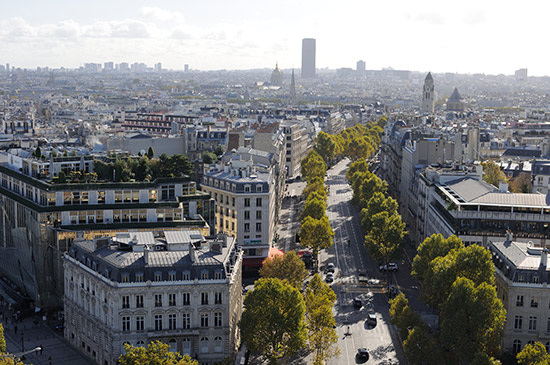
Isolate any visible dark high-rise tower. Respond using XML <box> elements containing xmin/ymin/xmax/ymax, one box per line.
<box><xmin>301</xmin><ymin>38</ymin><xmax>316</xmax><ymax>78</ymax></box>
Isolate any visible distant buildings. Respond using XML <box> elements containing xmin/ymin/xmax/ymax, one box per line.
<box><xmin>421</xmin><ymin>72</ymin><xmax>435</xmax><ymax>114</ymax></box>
<box><xmin>64</xmin><ymin>231</ymin><xmax>242</xmax><ymax>364</ymax></box>
<box><xmin>515</xmin><ymin>68</ymin><xmax>528</xmax><ymax>82</ymax></box>
<box><xmin>356</xmin><ymin>60</ymin><xmax>366</xmax><ymax>78</ymax></box>
<box><xmin>270</xmin><ymin>63</ymin><xmax>283</xmax><ymax>86</ymax></box>
<box><xmin>447</xmin><ymin>88</ymin><xmax>465</xmax><ymax>112</ymax></box>
<box><xmin>301</xmin><ymin>38</ymin><xmax>316</xmax><ymax>79</ymax></box>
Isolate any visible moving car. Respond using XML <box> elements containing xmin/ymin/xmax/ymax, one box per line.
<box><xmin>326</xmin><ymin>263</ymin><xmax>335</xmax><ymax>273</ymax></box>
<box><xmin>325</xmin><ymin>273</ymin><xmax>334</xmax><ymax>284</ymax></box>
<box><xmin>357</xmin><ymin>348</ymin><xmax>369</xmax><ymax>361</ymax></box>
<box><xmin>353</xmin><ymin>297</ymin><xmax>362</xmax><ymax>309</ymax></box>
<box><xmin>379</xmin><ymin>262</ymin><xmax>398</xmax><ymax>272</ymax></box>
<box><xmin>366</xmin><ymin>314</ymin><xmax>377</xmax><ymax>327</ymax></box>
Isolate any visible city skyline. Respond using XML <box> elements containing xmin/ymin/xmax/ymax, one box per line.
<box><xmin>1</xmin><ymin>0</ymin><xmax>550</xmax><ymax>75</ymax></box>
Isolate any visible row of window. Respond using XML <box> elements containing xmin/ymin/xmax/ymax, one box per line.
<box><xmin>120</xmin><ymin>269</ymin><xmax>223</xmax><ymax>283</ymax></box>
<box><xmin>516</xmin><ymin>295</ymin><xmax>543</xmax><ymax>308</ymax></box>
<box><xmin>207</xmin><ymin>178</ymin><xmax>264</xmax><ymax>193</ymax></box>
<box><xmin>121</xmin><ymin>292</ymin><xmax>223</xmax><ymax>309</ymax></box>
<box><xmin>123</xmin><ymin>336</ymin><xmax>223</xmax><ymax>355</ymax></box>
<box><xmin>512</xmin><ymin>339</ymin><xmax>550</xmax><ymax>354</ymax></box>
<box><xmin>121</xmin><ymin>311</ymin><xmax>223</xmax><ymax>332</ymax></box>
<box><xmin>513</xmin><ymin>315</ymin><xmax>540</xmax><ymax>331</ymax></box>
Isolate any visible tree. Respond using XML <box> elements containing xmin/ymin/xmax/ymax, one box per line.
<box><xmin>304</xmin><ymin>274</ymin><xmax>339</xmax><ymax>365</ymax></box>
<box><xmin>147</xmin><ymin>146</ymin><xmax>154</xmax><ymax>159</ymax></box>
<box><xmin>118</xmin><ymin>341</ymin><xmax>198</xmax><ymax>364</ymax></box>
<box><xmin>301</xmin><ymin>196</ymin><xmax>327</xmax><ymax>221</ymax></box>
<box><xmin>214</xmin><ymin>145</ymin><xmax>224</xmax><ymax>156</ymax></box>
<box><xmin>440</xmin><ymin>278</ymin><xmax>506</xmax><ymax>361</ymax></box>
<box><xmin>346</xmin><ymin>136</ymin><xmax>374</xmax><ymax>161</ymax></box>
<box><xmin>346</xmin><ymin>159</ymin><xmax>369</xmax><ymax>181</ymax></box>
<box><xmin>202</xmin><ymin>151</ymin><xmax>217</xmax><ymax>164</ymax></box>
<box><xmin>300</xmin><ymin>216</ymin><xmax>334</xmax><ymax>255</ymax></box>
<box><xmin>482</xmin><ymin>161</ymin><xmax>508</xmax><ymax>187</ymax></box>
<box><xmin>302</xmin><ymin>178</ymin><xmax>326</xmax><ymax>201</ymax></box>
<box><xmin>403</xmin><ymin>326</ymin><xmax>441</xmax><ymax>365</ymax></box>
<box><xmin>364</xmin><ymin>211</ymin><xmax>406</xmax><ymax>265</ymax></box>
<box><xmin>240</xmin><ymin>278</ymin><xmax>307</xmax><ymax>364</ymax></box>
<box><xmin>33</xmin><ymin>146</ymin><xmax>41</xmax><ymax>159</ymax></box>
<box><xmin>509</xmin><ymin>172</ymin><xmax>532</xmax><ymax>193</ymax></box>
<box><xmin>260</xmin><ymin>251</ymin><xmax>308</xmax><ymax>290</ymax></box>
<box><xmin>359</xmin><ymin>175</ymin><xmax>388</xmax><ymax>208</ymax></box>
<box><xmin>412</xmin><ymin>234</ymin><xmax>464</xmax><ymax>282</ymax></box>
<box><xmin>314</xmin><ymin>131</ymin><xmax>337</xmax><ymax>164</ymax></box>
<box><xmin>0</xmin><ymin>323</ymin><xmax>5</xmax><ymax>353</ymax></box>
<box><xmin>517</xmin><ymin>342</ymin><xmax>550</xmax><ymax>365</ymax></box>
<box><xmin>388</xmin><ymin>293</ymin><xmax>424</xmax><ymax>338</ymax></box>
<box><xmin>360</xmin><ymin>192</ymin><xmax>398</xmax><ymax>232</ymax></box>
<box><xmin>471</xmin><ymin>352</ymin><xmax>502</xmax><ymax>365</ymax></box>
<box><xmin>57</xmin><ymin>170</ymin><xmax>67</xmax><ymax>183</ymax></box>
<box><xmin>301</xmin><ymin>150</ymin><xmax>327</xmax><ymax>182</ymax></box>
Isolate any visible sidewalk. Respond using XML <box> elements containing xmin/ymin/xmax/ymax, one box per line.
<box><xmin>1</xmin><ymin>304</ymin><xmax>93</xmax><ymax>364</ymax></box>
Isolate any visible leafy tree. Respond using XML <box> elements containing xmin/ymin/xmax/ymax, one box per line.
<box><xmin>0</xmin><ymin>357</ymin><xmax>25</xmax><ymax>365</ymax></box>
<box><xmin>314</xmin><ymin>131</ymin><xmax>337</xmax><ymax>164</ymax></box>
<box><xmin>147</xmin><ymin>146</ymin><xmax>154</xmax><ymax>159</ymax></box>
<box><xmin>301</xmin><ymin>197</ymin><xmax>327</xmax><ymax>221</ymax></box>
<box><xmin>440</xmin><ymin>278</ymin><xmax>506</xmax><ymax>361</ymax></box>
<box><xmin>403</xmin><ymin>326</ymin><xmax>441</xmax><ymax>365</ymax></box>
<box><xmin>302</xmin><ymin>178</ymin><xmax>326</xmax><ymax>201</ymax></box>
<box><xmin>388</xmin><ymin>293</ymin><xmax>424</xmax><ymax>338</ymax></box>
<box><xmin>509</xmin><ymin>172</ymin><xmax>532</xmax><ymax>193</ymax></box>
<box><xmin>214</xmin><ymin>145</ymin><xmax>224</xmax><ymax>156</ymax></box>
<box><xmin>346</xmin><ymin>159</ymin><xmax>369</xmax><ymax>181</ymax></box>
<box><xmin>57</xmin><ymin>170</ymin><xmax>67</xmax><ymax>183</ymax></box>
<box><xmin>345</xmin><ymin>136</ymin><xmax>374</xmax><ymax>161</ymax></box>
<box><xmin>300</xmin><ymin>216</ymin><xmax>334</xmax><ymax>255</ymax></box>
<box><xmin>33</xmin><ymin>146</ymin><xmax>41</xmax><ymax>159</ymax></box>
<box><xmin>301</xmin><ymin>150</ymin><xmax>327</xmax><ymax>183</ymax></box>
<box><xmin>471</xmin><ymin>352</ymin><xmax>502</xmax><ymax>365</ymax></box>
<box><xmin>304</xmin><ymin>274</ymin><xmax>339</xmax><ymax>365</ymax></box>
<box><xmin>359</xmin><ymin>175</ymin><xmax>388</xmax><ymax>208</ymax></box>
<box><xmin>240</xmin><ymin>278</ymin><xmax>307</xmax><ymax>364</ymax></box>
<box><xmin>412</xmin><ymin>234</ymin><xmax>464</xmax><ymax>282</ymax></box>
<box><xmin>517</xmin><ymin>341</ymin><xmax>550</xmax><ymax>365</ymax></box>
<box><xmin>364</xmin><ymin>211</ymin><xmax>406</xmax><ymax>265</ymax></box>
<box><xmin>482</xmin><ymin>161</ymin><xmax>508</xmax><ymax>187</ymax></box>
<box><xmin>0</xmin><ymin>323</ymin><xmax>5</xmax><ymax>352</ymax></box>
<box><xmin>360</xmin><ymin>192</ymin><xmax>398</xmax><ymax>232</ymax></box>
<box><xmin>118</xmin><ymin>341</ymin><xmax>197</xmax><ymax>364</ymax></box>
<box><xmin>202</xmin><ymin>151</ymin><xmax>217</xmax><ymax>164</ymax></box>
<box><xmin>260</xmin><ymin>251</ymin><xmax>308</xmax><ymax>290</ymax></box>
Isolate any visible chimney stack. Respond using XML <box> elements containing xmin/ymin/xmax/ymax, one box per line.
<box><xmin>143</xmin><ymin>245</ymin><xmax>150</xmax><ymax>265</ymax></box>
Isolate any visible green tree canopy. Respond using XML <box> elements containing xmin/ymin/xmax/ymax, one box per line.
<box><xmin>300</xmin><ymin>216</ymin><xmax>334</xmax><ymax>255</ymax></box>
<box><xmin>517</xmin><ymin>341</ymin><xmax>550</xmax><ymax>365</ymax></box>
<box><xmin>314</xmin><ymin>131</ymin><xmax>337</xmax><ymax>164</ymax></box>
<box><xmin>403</xmin><ymin>326</ymin><xmax>441</xmax><ymax>365</ymax></box>
<box><xmin>202</xmin><ymin>151</ymin><xmax>217</xmax><ymax>164</ymax></box>
<box><xmin>118</xmin><ymin>341</ymin><xmax>198</xmax><ymax>365</ymax></box>
<box><xmin>147</xmin><ymin>146</ymin><xmax>154</xmax><ymax>159</ymax></box>
<box><xmin>240</xmin><ymin>278</ymin><xmax>307</xmax><ymax>363</ymax></box>
<box><xmin>302</xmin><ymin>178</ymin><xmax>326</xmax><ymax>201</ymax></box>
<box><xmin>509</xmin><ymin>172</ymin><xmax>532</xmax><ymax>193</ymax></box>
<box><xmin>412</xmin><ymin>234</ymin><xmax>464</xmax><ymax>282</ymax></box>
<box><xmin>360</xmin><ymin>192</ymin><xmax>398</xmax><ymax>232</ymax></box>
<box><xmin>440</xmin><ymin>278</ymin><xmax>506</xmax><ymax>361</ymax></box>
<box><xmin>301</xmin><ymin>150</ymin><xmax>327</xmax><ymax>183</ymax></box>
<box><xmin>301</xmin><ymin>196</ymin><xmax>327</xmax><ymax>221</ymax></box>
<box><xmin>482</xmin><ymin>161</ymin><xmax>508</xmax><ymax>187</ymax></box>
<box><xmin>359</xmin><ymin>175</ymin><xmax>388</xmax><ymax>208</ymax></box>
<box><xmin>0</xmin><ymin>323</ymin><xmax>5</xmax><ymax>353</ymax></box>
<box><xmin>364</xmin><ymin>211</ymin><xmax>406</xmax><ymax>264</ymax></box>
<box><xmin>259</xmin><ymin>251</ymin><xmax>309</xmax><ymax>290</ymax></box>
<box><xmin>389</xmin><ymin>293</ymin><xmax>424</xmax><ymax>338</ymax></box>
<box><xmin>346</xmin><ymin>159</ymin><xmax>369</xmax><ymax>181</ymax></box>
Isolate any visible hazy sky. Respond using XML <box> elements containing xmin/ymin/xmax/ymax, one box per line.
<box><xmin>2</xmin><ymin>0</ymin><xmax>550</xmax><ymax>75</ymax></box>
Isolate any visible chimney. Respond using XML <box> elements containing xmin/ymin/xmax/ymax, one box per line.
<box><xmin>143</xmin><ymin>245</ymin><xmax>150</xmax><ymax>265</ymax></box>
<box><xmin>223</xmin><ymin>235</ymin><xmax>228</xmax><ymax>247</ymax></box>
<box><xmin>505</xmin><ymin>229</ymin><xmax>513</xmax><ymax>242</ymax></box>
<box><xmin>189</xmin><ymin>243</ymin><xmax>196</xmax><ymax>263</ymax></box>
<box><xmin>498</xmin><ymin>182</ymin><xmax>508</xmax><ymax>193</ymax></box>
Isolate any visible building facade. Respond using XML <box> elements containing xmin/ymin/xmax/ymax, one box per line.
<box><xmin>64</xmin><ymin>231</ymin><xmax>243</xmax><ymax>365</ymax></box>
<box><xmin>421</xmin><ymin>72</ymin><xmax>435</xmax><ymax>114</ymax></box>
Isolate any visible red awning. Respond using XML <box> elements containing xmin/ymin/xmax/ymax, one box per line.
<box><xmin>242</xmin><ymin>248</ymin><xmax>285</xmax><ymax>268</ymax></box>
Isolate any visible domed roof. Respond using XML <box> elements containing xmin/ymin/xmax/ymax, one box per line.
<box><xmin>270</xmin><ymin>63</ymin><xmax>283</xmax><ymax>86</ymax></box>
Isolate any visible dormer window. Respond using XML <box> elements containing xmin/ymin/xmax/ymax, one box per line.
<box><xmin>154</xmin><ymin>272</ymin><xmax>162</xmax><ymax>282</ymax></box>
<box><xmin>183</xmin><ymin>271</ymin><xmax>191</xmax><ymax>281</ymax></box>
<box><xmin>215</xmin><ymin>271</ymin><xmax>222</xmax><ymax>280</ymax></box>
<box><xmin>244</xmin><ymin>185</ymin><xmax>251</xmax><ymax>193</ymax></box>
<box><xmin>201</xmin><ymin>270</ymin><xmax>209</xmax><ymax>280</ymax></box>
<box><xmin>256</xmin><ymin>185</ymin><xmax>262</xmax><ymax>192</ymax></box>
<box><xmin>121</xmin><ymin>273</ymin><xmax>129</xmax><ymax>283</ymax></box>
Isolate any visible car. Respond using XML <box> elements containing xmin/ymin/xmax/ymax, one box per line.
<box><xmin>357</xmin><ymin>348</ymin><xmax>369</xmax><ymax>361</ymax></box>
<box><xmin>325</xmin><ymin>273</ymin><xmax>334</xmax><ymax>283</ymax></box>
<box><xmin>55</xmin><ymin>323</ymin><xmax>64</xmax><ymax>332</ymax></box>
<box><xmin>326</xmin><ymin>263</ymin><xmax>335</xmax><ymax>273</ymax></box>
<box><xmin>379</xmin><ymin>262</ymin><xmax>398</xmax><ymax>272</ymax></box>
<box><xmin>366</xmin><ymin>314</ymin><xmax>377</xmax><ymax>326</ymax></box>
<box><xmin>353</xmin><ymin>297</ymin><xmax>362</xmax><ymax>308</ymax></box>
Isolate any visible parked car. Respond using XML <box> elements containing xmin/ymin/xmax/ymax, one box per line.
<box><xmin>326</xmin><ymin>263</ymin><xmax>335</xmax><ymax>273</ymax></box>
<box><xmin>353</xmin><ymin>297</ymin><xmax>362</xmax><ymax>309</ymax></box>
<box><xmin>379</xmin><ymin>262</ymin><xmax>398</xmax><ymax>272</ymax></box>
<box><xmin>357</xmin><ymin>348</ymin><xmax>370</xmax><ymax>361</ymax></box>
<box><xmin>366</xmin><ymin>314</ymin><xmax>377</xmax><ymax>327</ymax></box>
<box><xmin>325</xmin><ymin>273</ymin><xmax>334</xmax><ymax>284</ymax></box>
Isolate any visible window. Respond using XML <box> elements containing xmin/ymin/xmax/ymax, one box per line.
<box><xmin>516</xmin><ymin>295</ymin><xmax>524</xmax><ymax>307</ymax></box>
<box><xmin>232</xmin><ymin>197</ymin><xmax>235</xmax><ymax>207</ymax></box>
<box><xmin>256</xmin><ymin>211</ymin><xmax>262</xmax><ymax>219</ymax></box>
<box><xmin>547</xmin><ymin>317</ymin><xmax>550</xmax><ymax>333</ymax></box>
<box><xmin>256</xmin><ymin>198</ymin><xmax>262</xmax><ymax>207</ymax></box>
<box><xmin>244</xmin><ymin>223</ymin><xmax>250</xmax><ymax>232</ymax></box>
<box><xmin>200</xmin><ymin>337</ymin><xmax>209</xmax><ymax>353</ymax></box>
<box><xmin>169</xmin><ymin>293</ymin><xmax>176</xmax><ymax>306</ymax></box>
<box><xmin>135</xmin><ymin>273</ymin><xmax>144</xmax><ymax>282</ymax></box>
<box><xmin>256</xmin><ymin>222</ymin><xmax>262</xmax><ymax>232</ymax></box>
<box><xmin>201</xmin><ymin>313</ymin><xmax>209</xmax><ymax>327</ymax></box>
<box><xmin>214</xmin><ymin>312</ymin><xmax>222</xmax><ymax>327</ymax></box>
<box><xmin>155</xmin><ymin>294</ymin><xmax>163</xmax><ymax>307</ymax></box>
<box><xmin>531</xmin><ymin>296</ymin><xmax>539</xmax><ymax>308</ymax></box>
<box><xmin>121</xmin><ymin>274</ymin><xmax>129</xmax><ymax>283</ymax></box>
<box><xmin>515</xmin><ymin>316</ymin><xmax>523</xmax><ymax>330</ymax></box>
<box><xmin>155</xmin><ymin>315</ymin><xmax>163</xmax><ymax>331</ymax></box>
<box><xmin>244</xmin><ymin>198</ymin><xmax>250</xmax><ymax>207</ymax></box>
<box><xmin>201</xmin><ymin>270</ymin><xmax>209</xmax><ymax>280</ymax></box>
<box><xmin>244</xmin><ymin>211</ymin><xmax>250</xmax><ymax>220</ymax></box>
<box><xmin>182</xmin><ymin>313</ymin><xmax>191</xmax><ymax>329</ymax></box>
<box><xmin>136</xmin><ymin>295</ymin><xmax>144</xmax><ymax>308</ymax></box>
<box><xmin>136</xmin><ymin>316</ymin><xmax>144</xmax><ymax>331</ymax></box>
<box><xmin>244</xmin><ymin>185</ymin><xmax>251</xmax><ymax>192</ymax></box>
<box><xmin>215</xmin><ymin>292</ymin><xmax>222</xmax><ymax>304</ymax></box>
<box><xmin>182</xmin><ymin>338</ymin><xmax>191</xmax><ymax>354</ymax></box>
<box><xmin>168</xmin><ymin>271</ymin><xmax>176</xmax><ymax>281</ymax></box>
<box><xmin>122</xmin><ymin>296</ymin><xmax>130</xmax><ymax>309</ymax></box>
<box><xmin>215</xmin><ymin>271</ymin><xmax>222</xmax><ymax>280</ymax></box>
<box><xmin>201</xmin><ymin>292</ymin><xmax>209</xmax><ymax>305</ymax></box>
<box><xmin>529</xmin><ymin>316</ymin><xmax>537</xmax><ymax>331</ymax></box>
<box><xmin>256</xmin><ymin>185</ymin><xmax>263</xmax><ymax>192</ymax></box>
<box><xmin>122</xmin><ymin>316</ymin><xmax>130</xmax><ymax>332</ymax></box>
<box><xmin>169</xmin><ymin>314</ymin><xmax>177</xmax><ymax>330</ymax></box>
<box><xmin>183</xmin><ymin>293</ymin><xmax>191</xmax><ymax>306</ymax></box>
<box><xmin>154</xmin><ymin>272</ymin><xmax>162</xmax><ymax>282</ymax></box>
<box><xmin>513</xmin><ymin>340</ymin><xmax>522</xmax><ymax>354</ymax></box>
<box><xmin>183</xmin><ymin>271</ymin><xmax>190</xmax><ymax>281</ymax></box>
<box><xmin>214</xmin><ymin>336</ymin><xmax>223</xmax><ymax>353</ymax></box>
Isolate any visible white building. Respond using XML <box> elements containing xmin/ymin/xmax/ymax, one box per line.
<box><xmin>63</xmin><ymin>231</ymin><xmax>243</xmax><ymax>365</ymax></box>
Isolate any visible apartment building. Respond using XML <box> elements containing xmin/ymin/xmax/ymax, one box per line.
<box><xmin>280</xmin><ymin>121</ymin><xmax>310</xmax><ymax>177</ymax></box>
<box><xmin>64</xmin><ymin>231</ymin><xmax>242</xmax><ymax>365</ymax></box>
<box><xmin>0</xmin><ymin>149</ymin><xmax>214</xmax><ymax>308</ymax></box>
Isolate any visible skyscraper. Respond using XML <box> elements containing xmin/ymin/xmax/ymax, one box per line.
<box><xmin>356</xmin><ymin>60</ymin><xmax>366</xmax><ymax>79</ymax></box>
<box><xmin>421</xmin><ymin>72</ymin><xmax>435</xmax><ymax>114</ymax></box>
<box><xmin>301</xmin><ymin>38</ymin><xmax>316</xmax><ymax>78</ymax></box>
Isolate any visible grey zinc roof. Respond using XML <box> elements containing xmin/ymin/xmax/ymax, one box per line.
<box><xmin>471</xmin><ymin>193</ymin><xmax>550</xmax><ymax>207</ymax></box>
<box><xmin>113</xmin><ymin>232</ymin><xmax>156</xmax><ymax>246</ymax></box>
<box><xmin>492</xmin><ymin>240</ymin><xmax>548</xmax><ymax>271</ymax></box>
<box><xmin>444</xmin><ymin>178</ymin><xmax>496</xmax><ymax>202</ymax></box>
<box><xmin>448</xmin><ymin>87</ymin><xmax>462</xmax><ymax>101</ymax></box>
<box><xmin>164</xmin><ymin>230</ymin><xmax>203</xmax><ymax>245</ymax></box>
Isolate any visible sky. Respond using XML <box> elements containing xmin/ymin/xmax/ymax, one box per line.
<box><xmin>1</xmin><ymin>0</ymin><xmax>550</xmax><ymax>75</ymax></box>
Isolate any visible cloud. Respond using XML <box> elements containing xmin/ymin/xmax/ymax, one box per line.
<box><xmin>462</xmin><ymin>11</ymin><xmax>486</xmax><ymax>25</ymax></box>
<box><xmin>139</xmin><ymin>6</ymin><xmax>185</xmax><ymax>24</ymax></box>
<box><xmin>415</xmin><ymin>11</ymin><xmax>445</xmax><ymax>25</ymax></box>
